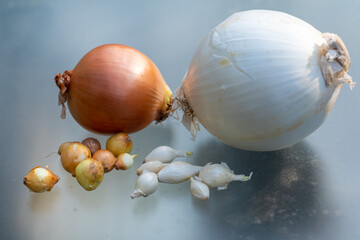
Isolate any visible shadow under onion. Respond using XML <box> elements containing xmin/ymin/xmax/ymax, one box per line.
<box><xmin>191</xmin><ymin>139</ymin><xmax>336</xmax><ymax>240</ymax></box>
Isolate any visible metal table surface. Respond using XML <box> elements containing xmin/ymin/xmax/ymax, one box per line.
<box><xmin>1</xmin><ymin>1</ymin><xmax>359</xmax><ymax>239</ymax></box>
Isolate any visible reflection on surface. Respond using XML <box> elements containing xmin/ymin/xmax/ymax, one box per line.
<box><xmin>191</xmin><ymin>140</ymin><xmax>335</xmax><ymax>240</ymax></box>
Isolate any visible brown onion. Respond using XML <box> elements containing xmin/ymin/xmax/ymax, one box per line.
<box><xmin>54</xmin><ymin>44</ymin><xmax>173</xmax><ymax>134</ymax></box>
<box><xmin>58</xmin><ymin>141</ymin><xmax>80</xmax><ymax>155</ymax></box>
<box><xmin>106</xmin><ymin>132</ymin><xmax>133</xmax><ymax>157</ymax></box>
<box><xmin>92</xmin><ymin>149</ymin><xmax>116</xmax><ymax>173</ymax></box>
<box><xmin>60</xmin><ymin>142</ymin><xmax>91</xmax><ymax>176</ymax></box>
<box><xmin>81</xmin><ymin>137</ymin><xmax>101</xmax><ymax>155</ymax></box>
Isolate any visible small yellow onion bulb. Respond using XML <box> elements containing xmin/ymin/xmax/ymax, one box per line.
<box><xmin>75</xmin><ymin>158</ymin><xmax>104</xmax><ymax>191</ymax></box>
<box><xmin>58</xmin><ymin>141</ymin><xmax>79</xmax><ymax>155</ymax></box>
<box><xmin>106</xmin><ymin>133</ymin><xmax>133</xmax><ymax>157</ymax></box>
<box><xmin>23</xmin><ymin>166</ymin><xmax>60</xmax><ymax>193</ymax></box>
<box><xmin>93</xmin><ymin>149</ymin><xmax>116</xmax><ymax>173</ymax></box>
<box><xmin>60</xmin><ymin>142</ymin><xmax>91</xmax><ymax>176</ymax></box>
<box><xmin>175</xmin><ymin>10</ymin><xmax>354</xmax><ymax>151</ymax></box>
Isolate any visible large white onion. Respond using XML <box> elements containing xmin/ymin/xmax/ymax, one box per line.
<box><xmin>175</xmin><ymin>10</ymin><xmax>353</xmax><ymax>151</ymax></box>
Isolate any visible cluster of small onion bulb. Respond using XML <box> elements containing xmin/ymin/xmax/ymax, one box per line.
<box><xmin>132</xmin><ymin>146</ymin><xmax>253</xmax><ymax>200</ymax></box>
<box><xmin>23</xmin><ymin>132</ymin><xmax>135</xmax><ymax>192</ymax></box>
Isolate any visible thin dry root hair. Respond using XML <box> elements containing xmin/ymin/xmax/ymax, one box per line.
<box><xmin>173</xmin><ymin>87</ymin><xmax>200</xmax><ymax>140</ymax></box>
<box><xmin>54</xmin><ymin>70</ymin><xmax>72</xmax><ymax>119</ymax></box>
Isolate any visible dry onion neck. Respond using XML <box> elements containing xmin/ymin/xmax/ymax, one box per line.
<box><xmin>320</xmin><ymin>33</ymin><xmax>354</xmax><ymax>89</ymax></box>
<box><xmin>173</xmin><ymin>87</ymin><xmax>200</xmax><ymax>139</ymax></box>
<box><xmin>156</xmin><ymin>85</ymin><xmax>174</xmax><ymax>123</ymax></box>
<box><xmin>54</xmin><ymin>70</ymin><xmax>72</xmax><ymax>119</ymax></box>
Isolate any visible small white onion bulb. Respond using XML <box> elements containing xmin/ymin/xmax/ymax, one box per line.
<box><xmin>190</xmin><ymin>176</ymin><xmax>210</xmax><ymax>201</ymax></box>
<box><xmin>198</xmin><ymin>162</ymin><xmax>252</xmax><ymax>190</ymax></box>
<box><xmin>131</xmin><ymin>170</ymin><xmax>159</xmax><ymax>199</ymax></box>
<box><xmin>175</xmin><ymin>10</ymin><xmax>354</xmax><ymax>151</ymax></box>
<box><xmin>137</xmin><ymin>160</ymin><xmax>167</xmax><ymax>175</ymax></box>
<box><xmin>157</xmin><ymin>161</ymin><xmax>202</xmax><ymax>184</ymax></box>
<box><xmin>143</xmin><ymin>146</ymin><xmax>193</xmax><ymax>163</ymax></box>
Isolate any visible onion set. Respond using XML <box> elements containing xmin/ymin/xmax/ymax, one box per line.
<box><xmin>82</xmin><ymin>137</ymin><xmax>101</xmax><ymax>155</ymax></box>
<box><xmin>174</xmin><ymin>10</ymin><xmax>354</xmax><ymax>151</ymax></box>
<box><xmin>54</xmin><ymin>44</ymin><xmax>173</xmax><ymax>134</ymax></box>
<box><xmin>136</xmin><ymin>160</ymin><xmax>167</xmax><ymax>175</ymax></box>
<box><xmin>143</xmin><ymin>146</ymin><xmax>193</xmax><ymax>163</ymax></box>
<box><xmin>132</xmin><ymin>146</ymin><xmax>252</xmax><ymax>200</ymax></box>
<box><xmin>60</xmin><ymin>142</ymin><xmax>91</xmax><ymax>176</ymax></box>
<box><xmin>114</xmin><ymin>153</ymin><xmax>137</xmax><ymax>170</ymax></box>
<box><xmin>157</xmin><ymin>161</ymin><xmax>202</xmax><ymax>184</ymax></box>
<box><xmin>75</xmin><ymin>158</ymin><xmax>104</xmax><ymax>191</ymax></box>
<box><xmin>93</xmin><ymin>149</ymin><xmax>116</xmax><ymax>173</ymax></box>
<box><xmin>106</xmin><ymin>132</ymin><xmax>133</xmax><ymax>157</ymax></box>
<box><xmin>131</xmin><ymin>170</ymin><xmax>159</xmax><ymax>199</ymax></box>
<box><xmin>58</xmin><ymin>141</ymin><xmax>79</xmax><ymax>155</ymax></box>
<box><xmin>190</xmin><ymin>176</ymin><xmax>209</xmax><ymax>201</ymax></box>
<box><xmin>23</xmin><ymin>166</ymin><xmax>60</xmax><ymax>193</ymax></box>
<box><xmin>198</xmin><ymin>163</ymin><xmax>253</xmax><ymax>190</ymax></box>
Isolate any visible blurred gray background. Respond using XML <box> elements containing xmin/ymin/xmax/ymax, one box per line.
<box><xmin>1</xmin><ymin>0</ymin><xmax>359</xmax><ymax>239</ymax></box>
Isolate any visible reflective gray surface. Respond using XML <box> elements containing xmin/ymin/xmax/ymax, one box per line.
<box><xmin>1</xmin><ymin>0</ymin><xmax>359</xmax><ymax>239</ymax></box>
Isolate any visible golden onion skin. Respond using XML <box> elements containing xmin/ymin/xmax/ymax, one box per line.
<box><xmin>55</xmin><ymin>44</ymin><xmax>172</xmax><ymax>134</ymax></box>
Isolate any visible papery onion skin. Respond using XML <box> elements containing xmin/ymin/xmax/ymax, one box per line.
<box><xmin>177</xmin><ymin>10</ymin><xmax>353</xmax><ymax>151</ymax></box>
<box><xmin>82</xmin><ymin>137</ymin><xmax>101</xmax><ymax>155</ymax></box>
<box><xmin>61</xmin><ymin>142</ymin><xmax>91</xmax><ymax>176</ymax></box>
<box><xmin>75</xmin><ymin>158</ymin><xmax>104</xmax><ymax>191</ymax></box>
<box><xmin>106</xmin><ymin>132</ymin><xmax>133</xmax><ymax>157</ymax></box>
<box><xmin>55</xmin><ymin>44</ymin><xmax>173</xmax><ymax>134</ymax></box>
<box><xmin>58</xmin><ymin>141</ymin><xmax>79</xmax><ymax>155</ymax></box>
<box><xmin>114</xmin><ymin>153</ymin><xmax>137</xmax><ymax>170</ymax></box>
<box><xmin>23</xmin><ymin>166</ymin><xmax>60</xmax><ymax>193</ymax></box>
<box><xmin>93</xmin><ymin>149</ymin><xmax>116</xmax><ymax>173</ymax></box>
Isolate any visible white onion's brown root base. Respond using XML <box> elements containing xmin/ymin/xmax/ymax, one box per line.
<box><xmin>172</xmin><ymin>87</ymin><xmax>200</xmax><ymax>140</ymax></box>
